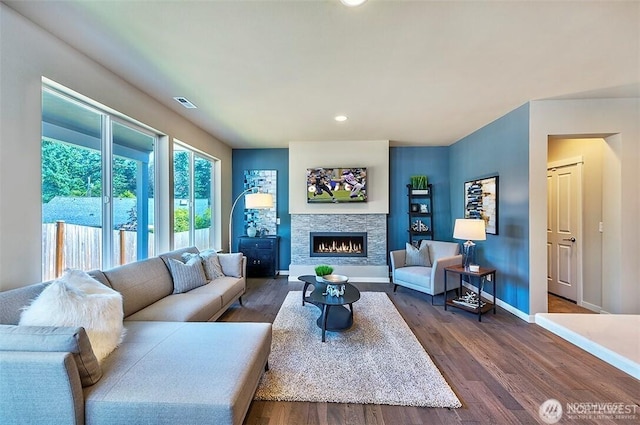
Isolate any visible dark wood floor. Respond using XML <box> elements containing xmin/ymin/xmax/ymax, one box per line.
<box><xmin>548</xmin><ymin>293</ymin><xmax>596</xmax><ymax>314</ymax></box>
<box><xmin>220</xmin><ymin>277</ymin><xmax>639</xmax><ymax>425</ymax></box>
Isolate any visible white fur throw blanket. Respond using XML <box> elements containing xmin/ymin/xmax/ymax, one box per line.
<box><xmin>20</xmin><ymin>269</ymin><xmax>125</xmax><ymax>362</ymax></box>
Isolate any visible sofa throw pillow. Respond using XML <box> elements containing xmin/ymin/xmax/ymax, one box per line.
<box><xmin>19</xmin><ymin>269</ymin><xmax>126</xmax><ymax>363</ymax></box>
<box><xmin>405</xmin><ymin>241</ymin><xmax>432</xmax><ymax>267</ymax></box>
<box><xmin>0</xmin><ymin>324</ymin><xmax>102</xmax><ymax>387</ymax></box>
<box><xmin>217</xmin><ymin>253</ymin><xmax>243</xmax><ymax>278</ymax></box>
<box><xmin>181</xmin><ymin>252</ymin><xmax>201</xmax><ymax>265</ymax></box>
<box><xmin>168</xmin><ymin>257</ymin><xmax>208</xmax><ymax>294</ymax></box>
<box><xmin>199</xmin><ymin>250</ymin><xmax>225</xmax><ymax>280</ymax></box>
<box><xmin>182</xmin><ymin>250</ymin><xmax>225</xmax><ymax>280</ymax></box>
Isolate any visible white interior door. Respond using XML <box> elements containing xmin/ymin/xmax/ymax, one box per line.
<box><xmin>547</xmin><ymin>160</ymin><xmax>582</xmax><ymax>302</ymax></box>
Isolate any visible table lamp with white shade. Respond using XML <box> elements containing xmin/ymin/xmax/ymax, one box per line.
<box><xmin>228</xmin><ymin>188</ymin><xmax>273</xmax><ymax>253</ymax></box>
<box><xmin>453</xmin><ymin>218</ymin><xmax>486</xmax><ymax>270</ymax></box>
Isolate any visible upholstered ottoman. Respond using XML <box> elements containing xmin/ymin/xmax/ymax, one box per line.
<box><xmin>84</xmin><ymin>321</ymin><xmax>272</xmax><ymax>425</ymax></box>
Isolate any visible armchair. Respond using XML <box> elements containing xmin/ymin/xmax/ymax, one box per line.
<box><xmin>390</xmin><ymin>240</ymin><xmax>462</xmax><ymax>304</ymax></box>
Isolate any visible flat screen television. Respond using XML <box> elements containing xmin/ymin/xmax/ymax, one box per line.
<box><xmin>306</xmin><ymin>167</ymin><xmax>367</xmax><ymax>203</ymax></box>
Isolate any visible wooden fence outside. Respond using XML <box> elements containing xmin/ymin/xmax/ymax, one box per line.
<box><xmin>42</xmin><ymin>222</ymin><xmax>213</xmax><ymax>281</ymax></box>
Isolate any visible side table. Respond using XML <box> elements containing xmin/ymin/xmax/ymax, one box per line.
<box><xmin>444</xmin><ymin>265</ymin><xmax>496</xmax><ymax>322</ymax></box>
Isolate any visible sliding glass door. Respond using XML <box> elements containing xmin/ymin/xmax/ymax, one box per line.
<box><xmin>41</xmin><ymin>85</ymin><xmax>158</xmax><ymax>279</ymax></box>
<box><xmin>111</xmin><ymin>120</ymin><xmax>156</xmax><ymax>265</ymax></box>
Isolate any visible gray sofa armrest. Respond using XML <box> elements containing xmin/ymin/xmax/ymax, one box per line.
<box><xmin>0</xmin><ymin>351</ymin><xmax>84</xmax><ymax>425</ymax></box>
<box><xmin>431</xmin><ymin>254</ymin><xmax>463</xmax><ymax>295</ymax></box>
<box><xmin>242</xmin><ymin>255</ymin><xmax>247</xmax><ymax>278</ymax></box>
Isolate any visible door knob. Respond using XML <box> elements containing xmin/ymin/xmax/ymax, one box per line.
<box><xmin>562</xmin><ymin>237</ymin><xmax>576</xmax><ymax>242</ymax></box>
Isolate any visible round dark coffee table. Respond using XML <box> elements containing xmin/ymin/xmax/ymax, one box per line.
<box><xmin>297</xmin><ymin>275</ymin><xmax>361</xmax><ymax>342</ymax></box>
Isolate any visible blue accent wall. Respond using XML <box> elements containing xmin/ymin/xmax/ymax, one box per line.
<box><xmin>448</xmin><ymin>103</ymin><xmax>530</xmax><ymax>313</ymax></box>
<box><xmin>232</xmin><ymin>149</ymin><xmax>290</xmax><ymax>270</ymax></box>
<box><xmin>232</xmin><ymin>106</ymin><xmax>530</xmax><ymax>315</ymax></box>
<box><xmin>388</xmin><ymin>146</ymin><xmax>451</xmax><ymax>251</ymax></box>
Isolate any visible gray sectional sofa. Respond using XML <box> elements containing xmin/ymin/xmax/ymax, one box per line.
<box><xmin>0</xmin><ymin>246</ymin><xmax>272</xmax><ymax>425</ymax></box>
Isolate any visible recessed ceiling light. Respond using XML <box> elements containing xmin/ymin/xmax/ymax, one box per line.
<box><xmin>340</xmin><ymin>0</ymin><xmax>367</xmax><ymax>7</ymax></box>
<box><xmin>334</xmin><ymin>115</ymin><xmax>348</xmax><ymax>122</ymax></box>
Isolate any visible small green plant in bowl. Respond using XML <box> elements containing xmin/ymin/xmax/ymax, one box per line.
<box><xmin>410</xmin><ymin>175</ymin><xmax>428</xmax><ymax>190</ymax></box>
<box><xmin>314</xmin><ymin>264</ymin><xmax>334</xmax><ymax>281</ymax></box>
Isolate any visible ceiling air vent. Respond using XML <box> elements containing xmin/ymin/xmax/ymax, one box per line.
<box><xmin>173</xmin><ymin>96</ymin><xmax>197</xmax><ymax>109</ymax></box>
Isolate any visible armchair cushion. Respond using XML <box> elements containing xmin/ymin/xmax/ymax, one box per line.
<box><xmin>405</xmin><ymin>241</ymin><xmax>432</xmax><ymax>267</ymax></box>
<box><xmin>394</xmin><ymin>266</ymin><xmax>432</xmax><ymax>288</ymax></box>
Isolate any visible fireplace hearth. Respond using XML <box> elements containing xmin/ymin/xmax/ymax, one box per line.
<box><xmin>310</xmin><ymin>232</ymin><xmax>367</xmax><ymax>257</ymax></box>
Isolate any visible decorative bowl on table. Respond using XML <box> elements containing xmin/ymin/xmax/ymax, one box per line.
<box><xmin>322</xmin><ymin>274</ymin><xmax>348</xmax><ymax>297</ymax></box>
<box><xmin>322</xmin><ymin>274</ymin><xmax>349</xmax><ymax>284</ymax></box>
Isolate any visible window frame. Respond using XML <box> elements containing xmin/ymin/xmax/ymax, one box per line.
<box><xmin>172</xmin><ymin>140</ymin><xmax>217</xmax><ymax>251</ymax></box>
<box><xmin>41</xmin><ymin>82</ymin><xmax>161</xmax><ymax>276</ymax></box>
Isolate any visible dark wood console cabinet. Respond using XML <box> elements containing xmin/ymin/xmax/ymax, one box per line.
<box><xmin>238</xmin><ymin>236</ymin><xmax>279</xmax><ymax>278</ymax></box>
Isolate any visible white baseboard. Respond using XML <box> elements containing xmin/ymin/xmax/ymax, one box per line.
<box><xmin>461</xmin><ymin>281</ymin><xmax>533</xmax><ymax>323</ymax></box>
<box><xmin>579</xmin><ymin>300</ymin><xmax>602</xmax><ymax>313</ymax></box>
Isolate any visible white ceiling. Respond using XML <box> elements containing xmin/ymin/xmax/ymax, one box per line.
<box><xmin>5</xmin><ymin>0</ymin><xmax>639</xmax><ymax>149</ymax></box>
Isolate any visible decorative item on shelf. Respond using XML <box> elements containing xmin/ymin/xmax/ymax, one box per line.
<box><xmin>322</xmin><ymin>274</ymin><xmax>349</xmax><ymax>297</ymax></box>
<box><xmin>314</xmin><ymin>264</ymin><xmax>334</xmax><ymax>282</ymax></box>
<box><xmin>452</xmin><ymin>291</ymin><xmax>486</xmax><ymax>309</ymax></box>
<box><xmin>247</xmin><ymin>223</ymin><xmax>257</xmax><ymax>237</ymax></box>
<box><xmin>411</xmin><ymin>220</ymin><xmax>429</xmax><ymax>233</ymax></box>
<box><xmin>453</xmin><ymin>218</ymin><xmax>486</xmax><ymax>270</ymax></box>
<box><xmin>410</xmin><ymin>203</ymin><xmax>420</xmax><ymax>212</ymax></box>
<box><xmin>420</xmin><ymin>204</ymin><xmax>429</xmax><ymax>213</ymax></box>
<box><xmin>410</xmin><ymin>175</ymin><xmax>428</xmax><ymax>194</ymax></box>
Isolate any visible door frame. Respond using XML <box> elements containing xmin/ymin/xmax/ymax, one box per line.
<box><xmin>547</xmin><ymin>156</ymin><xmax>584</xmax><ymax>306</ymax></box>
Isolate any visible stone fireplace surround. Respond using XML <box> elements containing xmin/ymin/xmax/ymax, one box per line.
<box><xmin>289</xmin><ymin>214</ymin><xmax>389</xmax><ymax>282</ymax></box>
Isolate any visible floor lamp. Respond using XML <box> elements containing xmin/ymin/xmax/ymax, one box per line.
<box><xmin>228</xmin><ymin>188</ymin><xmax>274</xmax><ymax>253</ymax></box>
<box><xmin>453</xmin><ymin>218</ymin><xmax>486</xmax><ymax>270</ymax></box>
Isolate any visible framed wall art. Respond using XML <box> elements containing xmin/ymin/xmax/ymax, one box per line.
<box><xmin>244</xmin><ymin>169</ymin><xmax>277</xmax><ymax>236</ymax></box>
<box><xmin>464</xmin><ymin>176</ymin><xmax>499</xmax><ymax>235</ymax></box>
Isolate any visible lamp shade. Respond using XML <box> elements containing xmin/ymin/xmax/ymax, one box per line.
<box><xmin>453</xmin><ymin>219</ymin><xmax>486</xmax><ymax>241</ymax></box>
<box><xmin>245</xmin><ymin>192</ymin><xmax>273</xmax><ymax>209</ymax></box>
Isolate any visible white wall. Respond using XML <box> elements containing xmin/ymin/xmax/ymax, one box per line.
<box><xmin>0</xmin><ymin>5</ymin><xmax>232</xmax><ymax>291</ymax></box>
<box><xmin>288</xmin><ymin>140</ymin><xmax>389</xmax><ymax>214</ymax></box>
<box><xmin>530</xmin><ymin>98</ymin><xmax>640</xmax><ymax>314</ymax></box>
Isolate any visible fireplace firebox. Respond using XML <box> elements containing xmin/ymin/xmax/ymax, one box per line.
<box><xmin>310</xmin><ymin>232</ymin><xmax>367</xmax><ymax>257</ymax></box>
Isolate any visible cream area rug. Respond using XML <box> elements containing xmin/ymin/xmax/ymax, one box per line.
<box><xmin>254</xmin><ymin>291</ymin><xmax>462</xmax><ymax>408</ymax></box>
